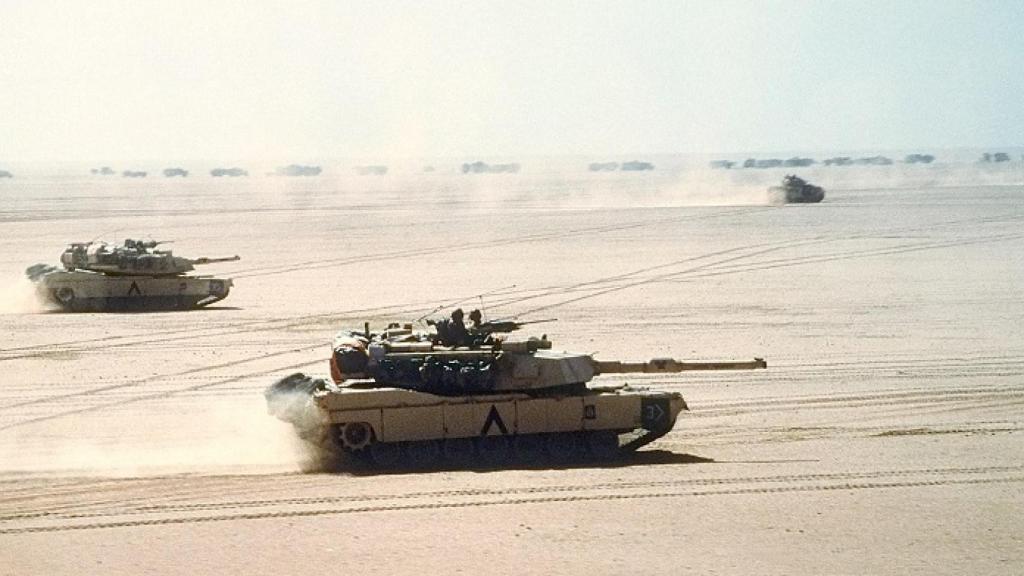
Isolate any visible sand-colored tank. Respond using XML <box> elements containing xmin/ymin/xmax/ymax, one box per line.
<box><xmin>25</xmin><ymin>239</ymin><xmax>239</xmax><ymax>312</ymax></box>
<box><xmin>769</xmin><ymin>174</ymin><xmax>825</xmax><ymax>204</ymax></box>
<box><xmin>266</xmin><ymin>313</ymin><xmax>766</xmax><ymax>467</ymax></box>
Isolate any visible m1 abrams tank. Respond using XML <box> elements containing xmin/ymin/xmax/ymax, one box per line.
<box><xmin>25</xmin><ymin>239</ymin><xmax>240</xmax><ymax>312</ymax></box>
<box><xmin>769</xmin><ymin>174</ymin><xmax>825</xmax><ymax>204</ymax></box>
<box><xmin>266</xmin><ymin>311</ymin><xmax>766</xmax><ymax>468</ymax></box>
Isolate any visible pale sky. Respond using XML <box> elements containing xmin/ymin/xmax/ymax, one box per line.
<box><xmin>1</xmin><ymin>0</ymin><xmax>1021</xmax><ymax>162</ymax></box>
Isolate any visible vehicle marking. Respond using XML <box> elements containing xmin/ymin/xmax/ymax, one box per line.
<box><xmin>481</xmin><ymin>405</ymin><xmax>508</xmax><ymax>436</ymax></box>
<box><xmin>127</xmin><ymin>281</ymin><xmax>142</xmax><ymax>296</ymax></box>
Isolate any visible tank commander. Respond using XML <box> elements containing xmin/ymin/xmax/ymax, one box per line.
<box><xmin>466</xmin><ymin>309</ymin><xmax>493</xmax><ymax>346</ymax></box>
<box><xmin>429</xmin><ymin>308</ymin><xmax>471</xmax><ymax>347</ymax></box>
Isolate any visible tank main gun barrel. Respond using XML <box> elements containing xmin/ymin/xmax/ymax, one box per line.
<box><xmin>190</xmin><ymin>255</ymin><xmax>241</xmax><ymax>265</ymax></box>
<box><xmin>593</xmin><ymin>357</ymin><xmax>766</xmax><ymax>374</ymax></box>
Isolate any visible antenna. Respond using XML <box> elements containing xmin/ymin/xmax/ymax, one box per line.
<box><xmin>88</xmin><ymin>227</ymin><xmax>124</xmax><ymax>244</ymax></box>
<box><xmin>414</xmin><ymin>285</ymin><xmax>516</xmax><ymax>324</ymax></box>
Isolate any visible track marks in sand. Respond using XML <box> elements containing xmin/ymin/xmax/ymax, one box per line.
<box><xmin>3</xmin><ymin>211</ymin><xmax>1018</xmax><ymax>368</ymax></box>
<box><xmin>1</xmin><ymin>465</ymin><xmax>1021</xmax><ymax>534</ymax></box>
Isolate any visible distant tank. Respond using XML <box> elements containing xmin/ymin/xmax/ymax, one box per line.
<box><xmin>25</xmin><ymin>239</ymin><xmax>240</xmax><ymax>312</ymax></box>
<box><xmin>355</xmin><ymin>165</ymin><xmax>388</xmax><ymax>176</ymax></box>
<box><xmin>211</xmin><ymin>167</ymin><xmax>248</xmax><ymax>177</ymax></box>
<box><xmin>620</xmin><ymin>160</ymin><xmax>655</xmax><ymax>171</ymax></box>
<box><xmin>275</xmin><ymin>164</ymin><xmax>322</xmax><ymax>176</ymax></box>
<box><xmin>266</xmin><ymin>311</ymin><xmax>766</xmax><ymax>468</ymax></box>
<box><xmin>769</xmin><ymin>174</ymin><xmax>825</xmax><ymax>204</ymax></box>
<box><xmin>461</xmin><ymin>161</ymin><xmax>521</xmax><ymax>174</ymax></box>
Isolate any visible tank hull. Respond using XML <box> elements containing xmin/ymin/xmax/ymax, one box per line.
<box><xmin>34</xmin><ymin>271</ymin><xmax>232</xmax><ymax>312</ymax></box>
<box><xmin>768</xmin><ymin>182</ymin><xmax>825</xmax><ymax>204</ymax></box>
<box><xmin>267</xmin><ymin>374</ymin><xmax>687</xmax><ymax>467</ymax></box>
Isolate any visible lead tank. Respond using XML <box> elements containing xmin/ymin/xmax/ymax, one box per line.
<box><xmin>266</xmin><ymin>312</ymin><xmax>766</xmax><ymax>468</ymax></box>
<box><xmin>25</xmin><ymin>239</ymin><xmax>240</xmax><ymax>311</ymax></box>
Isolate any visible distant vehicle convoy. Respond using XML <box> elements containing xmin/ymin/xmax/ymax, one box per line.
<box><xmin>76</xmin><ymin>152</ymin><xmax>1018</xmax><ymax>181</ymax></box>
<box><xmin>710</xmin><ymin>153</ymin><xmax>951</xmax><ymax>168</ymax></box>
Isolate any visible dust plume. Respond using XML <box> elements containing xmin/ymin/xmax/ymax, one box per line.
<box><xmin>0</xmin><ymin>276</ymin><xmax>54</xmax><ymax>314</ymax></box>
<box><xmin>669</xmin><ymin>168</ymin><xmax>771</xmax><ymax>206</ymax></box>
<box><xmin>0</xmin><ymin>394</ymin><xmax>329</xmax><ymax>477</ymax></box>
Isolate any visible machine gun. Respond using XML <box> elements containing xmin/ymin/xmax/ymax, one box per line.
<box><xmin>471</xmin><ymin>317</ymin><xmax>556</xmax><ymax>337</ymax></box>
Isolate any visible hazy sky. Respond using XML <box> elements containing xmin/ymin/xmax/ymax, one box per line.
<box><xmin>2</xmin><ymin>0</ymin><xmax>1021</xmax><ymax>161</ymax></box>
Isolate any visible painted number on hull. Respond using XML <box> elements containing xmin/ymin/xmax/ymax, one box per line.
<box><xmin>641</xmin><ymin>398</ymin><xmax>670</xmax><ymax>430</ymax></box>
<box><xmin>481</xmin><ymin>405</ymin><xmax>509</xmax><ymax>436</ymax></box>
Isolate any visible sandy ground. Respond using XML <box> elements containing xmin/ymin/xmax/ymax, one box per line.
<box><xmin>1</xmin><ymin>164</ymin><xmax>1022</xmax><ymax>575</ymax></box>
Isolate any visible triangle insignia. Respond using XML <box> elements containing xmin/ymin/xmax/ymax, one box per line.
<box><xmin>481</xmin><ymin>405</ymin><xmax>509</xmax><ymax>436</ymax></box>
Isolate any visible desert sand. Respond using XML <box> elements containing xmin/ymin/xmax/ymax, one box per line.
<box><xmin>1</xmin><ymin>162</ymin><xmax>1022</xmax><ymax>575</ymax></box>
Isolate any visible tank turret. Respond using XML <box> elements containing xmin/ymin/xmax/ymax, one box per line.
<box><xmin>59</xmin><ymin>239</ymin><xmax>239</xmax><ymax>277</ymax></box>
<box><xmin>266</xmin><ymin>311</ymin><xmax>767</xmax><ymax>468</ymax></box>
<box><xmin>327</xmin><ymin>312</ymin><xmax>764</xmax><ymax>395</ymax></box>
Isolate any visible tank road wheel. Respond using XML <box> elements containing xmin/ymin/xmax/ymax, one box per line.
<box><xmin>369</xmin><ymin>442</ymin><xmax>403</xmax><ymax>467</ymax></box>
<box><xmin>585</xmin><ymin>430</ymin><xmax>621</xmax><ymax>460</ymax></box>
<box><xmin>442</xmin><ymin>438</ymin><xmax>476</xmax><ymax>463</ymax></box>
<box><xmin>545</xmin><ymin>433</ymin><xmax>585</xmax><ymax>461</ymax></box>
<box><xmin>512</xmin><ymin>434</ymin><xmax>546</xmax><ymax>464</ymax></box>
<box><xmin>55</xmin><ymin>287</ymin><xmax>75</xmax><ymax>307</ymax></box>
<box><xmin>340</xmin><ymin>422</ymin><xmax>373</xmax><ymax>451</ymax></box>
<box><xmin>476</xmin><ymin>435</ymin><xmax>511</xmax><ymax>465</ymax></box>
<box><xmin>406</xmin><ymin>440</ymin><xmax>441</xmax><ymax>468</ymax></box>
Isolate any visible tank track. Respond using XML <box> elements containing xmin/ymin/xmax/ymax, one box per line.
<box><xmin>331</xmin><ymin>427</ymin><xmax>627</xmax><ymax>468</ymax></box>
<box><xmin>328</xmin><ymin>425</ymin><xmax>673</xmax><ymax>469</ymax></box>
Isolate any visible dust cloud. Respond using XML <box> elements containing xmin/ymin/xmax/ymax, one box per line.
<box><xmin>670</xmin><ymin>168</ymin><xmax>769</xmax><ymax>206</ymax></box>
<box><xmin>0</xmin><ymin>395</ymin><xmax>325</xmax><ymax>477</ymax></box>
<box><xmin>0</xmin><ymin>276</ymin><xmax>53</xmax><ymax>314</ymax></box>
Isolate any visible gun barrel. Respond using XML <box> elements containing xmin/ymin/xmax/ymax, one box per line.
<box><xmin>593</xmin><ymin>357</ymin><xmax>767</xmax><ymax>374</ymax></box>
<box><xmin>192</xmin><ymin>255</ymin><xmax>241</xmax><ymax>265</ymax></box>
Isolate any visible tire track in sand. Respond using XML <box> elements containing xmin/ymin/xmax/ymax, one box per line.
<box><xmin>1</xmin><ymin>465</ymin><xmax>1021</xmax><ymax>534</ymax></box>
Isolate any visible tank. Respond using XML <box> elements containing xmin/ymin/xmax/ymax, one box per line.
<box><xmin>769</xmin><ymin>174</ymin><xmax>825</xmax><ymax>204</ymax></box>
<box><xmin>25</xmin><ymin>239</ymin><xmax>240</xmax><ymax>312</ymax></box>
<box><xmin>266</xmin><ymin>311</ymin><xmax>766</xmax><ymax>468</ymax></box>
